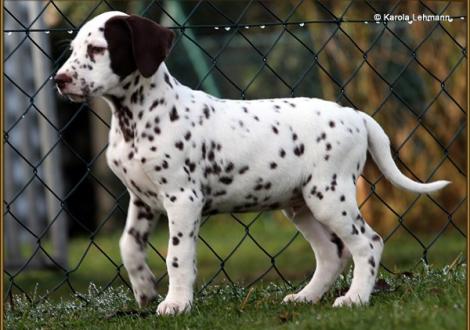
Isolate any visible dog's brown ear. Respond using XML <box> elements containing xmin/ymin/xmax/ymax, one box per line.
<box><xmin>125</xmin><ymin>15</ymin><xmax>174</xmax><ymax>78</ymax></box>
<box><xmin>104</xmin><ymin>15</ymin><xmax>174</xmax><ymax>78</ymax></box>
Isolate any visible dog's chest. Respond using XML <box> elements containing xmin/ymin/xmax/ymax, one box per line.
<box><xmin>106</xmin><ymin>116</ymin><xmax>162</xmax><ymax>207</ymax></box>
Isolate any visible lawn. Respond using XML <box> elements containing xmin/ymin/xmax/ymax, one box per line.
<box><xmin>4</xmin><ymin>212</ymin><xmax>467</xmax><ymax>329</ymax></box>
<box><xmin>5</xmin><ymin>264</ymin><xmax>466</xmax><ymax>330</ymax></box>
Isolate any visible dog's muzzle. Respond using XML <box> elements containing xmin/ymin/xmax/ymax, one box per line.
<box><xmin>54</xmin><ymin>73</ymin><xmax>86</xmax><ymax>102</ymax></box>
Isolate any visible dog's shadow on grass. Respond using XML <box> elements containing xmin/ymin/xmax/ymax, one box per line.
<box><xmin>105</xmin><ymin>308</ymin><xmax>157</xmax><ymax>319</ymax></box>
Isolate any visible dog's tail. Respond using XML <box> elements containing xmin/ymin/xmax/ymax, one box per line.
<box><xmin>361</xmin><ymin>112</ymin><xmax>450</xmax><ymax>193</ymax></box>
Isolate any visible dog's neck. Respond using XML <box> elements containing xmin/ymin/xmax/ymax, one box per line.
<box><xmin>103</xmin><ymin>63</ymin><xmax>181</xmax><ymax>112</ymax></box>
<box><xmin>101</xmin><ymin>63</ymin><xmax>188</xmax><ymax>143</ymax></box>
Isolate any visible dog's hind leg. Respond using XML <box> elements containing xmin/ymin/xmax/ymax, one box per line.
<box><xmin>120</xmin><ymin>193</ymin><xmax>159</xmax><ymax>307</ymax></box>
<box><xmin>302</xmin><ymin>176</ymin><xmax>384</xmax><ymax>307</ymax></box>
<box><xmin>282</xmin><ymin>206</ymin><xmax>351</xmax><ymax>304</ymax></box>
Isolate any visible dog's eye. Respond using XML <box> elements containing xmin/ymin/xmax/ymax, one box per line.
<box><xmin>91</xmin><ymin>46</ymin><xmax>106</xmax><ymax>53</ymax></box>
<box><xmin>87</xmin><ymin>44</ymin><xmax>107</xmax><ymax>58</ymax></box>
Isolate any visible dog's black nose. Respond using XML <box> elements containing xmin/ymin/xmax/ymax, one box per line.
<box><xmin>54</xmin><ymin>73</ymin><xmax>73</xmax><ymax>89</ymax></box>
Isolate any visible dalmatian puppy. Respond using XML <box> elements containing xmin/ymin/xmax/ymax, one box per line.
<box><xmin>54</xmin><ymin>11</ymin><xmax>449</xmax><ymax>315</ymax></box>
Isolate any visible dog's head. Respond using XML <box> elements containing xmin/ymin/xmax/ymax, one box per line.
<box><xmin>55</xmin><ymin>11</ymin><xmax>174</xmax><ymax>102</ymax></box>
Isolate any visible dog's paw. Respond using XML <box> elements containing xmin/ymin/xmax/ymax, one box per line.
<box><xmin>332</xmin><ymin>294</ymin><xmax>368</xmax><ymax>308</ymax></box>
<box><xmin>134</xmin><ymin>286</ymin><xmax>157</xmax><ymax>307</ymax></box>
<box><xmin>156</xmin><ymin>298</ymin><xmax>191</xmax><ymax>316</ymax></box>
<box><xmin>282</xmin><ymin>293</ymin><xmax>317</xmax><ymax>304</ymax></box>
<box><xmin>132</xmin><ymin>274</ymin><xmax>158</xmax><ymax>307</ymax></box>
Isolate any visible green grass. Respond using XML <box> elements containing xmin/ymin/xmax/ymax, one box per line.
<box><xmin>5</xmin><ymin>264</ymin><xmax>466</xmax><ymax>330</ymax></box>
<box><xmin>5</xmin><ymin>213</ymin><xmax>466</xmax><ymax>301</ymax></box>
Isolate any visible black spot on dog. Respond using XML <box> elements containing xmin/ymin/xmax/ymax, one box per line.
<box><xmin>150</xmin><ymin>99</ymin><xmax>160</xmax><ymax>111</ymax></box>
<box><xmin>270</xmin><ymin>162</ymin><xmax>277</xmax><ymax>169</ymax></box>
<box><xmin>225</xmin><ymin>162</ymin><xmax>234</xmax><ymax>173</ymax></box>
<box><xmin>208</xmin><ymin>151</ymin><xmax>215</xmax><ymax>161</ymax></box>
<box><xmin>169</xmin><ymin>106</ymin><xmax>179</xmax><ymax>121</ymax></box>
<box><xmin>130</xmin><ymin>89</ymin><xmax>139</xmax><ymax>104</ymax></box>
<box><xmin>272</xmin><ymin>126</ymin><xmax>279</xmax><ymax>134</ymax></box>
<box><xmin>330</xmin><ymin>233</ymin><xmax>344</xmax><ymax>258</ymax></box>
<box><xmin>213</xmin><ymin>190</ymin><xmax>227</xmax><ymax>197</ymax></box>
<box><xmin>352</xmin><ymin>225</ymin><xmax>359</xmax><ymax>235</ymax></box>
<box><xmin>279</xmin><ymin>149</ymin><xmax>286</xmax><ymax>158</ymax></box>
<box><xmin>172</xmin><ymin>236</ymin><xmax>180</xmax><ymax>245</ymax></box>
<box><xmin>175</xmin><ymin>141</ymin><xmax>184</xmax><ymax>150</ymax></box>
<box><xmin>368</xmin><ymin>256</ymin><xmax>376</xmax><ymax>268</ymax></box>
<box><xmin>164</xmin><ymin>73</ymin><xmax>173</xmax><ymax>88</ymax></box>
<box><xmin>303</xmin><ymin>174</ymin><xmax>312</xmax><ymax>186</ymax></box>
<box><xmin>294</xmin><ymin>144</ymin><xmax>305</xmax><ymax>156</ymax></box>
<box><xmin>329</xmin><ymin>121</ymin><xmax>335</xmax><ymax>128</ymax></box>
<box><xmin>203</xmin><ymin>104</ymin><xmax>210</xmax><ymax>119</ymax></box>
<box><xmin>239</xmin><ymin>166</ymin><xmax>249</xmax><ymax>174</ymax></box>
<box><xmin>219</xmin><ymin>176</ymin><xmax>233</xmax><ymax>185</ymax></box>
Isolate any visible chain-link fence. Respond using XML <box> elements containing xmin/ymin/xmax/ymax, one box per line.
<box><xmin>3</xmin><ymin>0</ymin><xmax>466</xmax><ymax>305</ymax></box>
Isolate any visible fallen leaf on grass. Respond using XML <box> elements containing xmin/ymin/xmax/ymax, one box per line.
<box><xmin>240</xmin><ymin>287</ymin><xmax>255</xmax><ymax>311</ymax></box>
<box><xmin>448</xmin><ymin>252</ymin><xmax>464</xmax><ymax>271</ymax></box>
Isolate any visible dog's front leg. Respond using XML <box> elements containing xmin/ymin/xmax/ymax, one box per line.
<box><xmin>120</xmin><ymin>193</ymin><xmax>159</xmax><ymax>307</ymax></box>
<box><xmin>157</xmin><ymin>197</ymin><xmax>202</xmax><ymax>316</ymax></box>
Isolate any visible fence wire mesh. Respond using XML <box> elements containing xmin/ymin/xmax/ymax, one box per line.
<box><xmin>3</xmin><ymin>0</ymin><xmax>467</xmax><ymax>305</ymax></box>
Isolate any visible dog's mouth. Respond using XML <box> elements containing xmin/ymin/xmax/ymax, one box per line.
<box><xmin>56</xmin><ymin>85</ymin><xmax>88</xmax><ymax>103</ymax></box>
<box><xmin>62</xmin><ymin>92</ymin><xmax>87</xmax><ymax>103</ymax></box>
<box><xmin>64</xmin><ymin>94</ymin><xmax>87</xmax><ymax>102</ymax></box>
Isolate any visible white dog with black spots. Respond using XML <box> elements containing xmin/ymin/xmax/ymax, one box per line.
<box><xmin>55</xmin><ymin>11</ymin><xmax>449</xmax><ymax>315</ymax></box>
